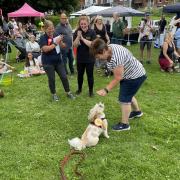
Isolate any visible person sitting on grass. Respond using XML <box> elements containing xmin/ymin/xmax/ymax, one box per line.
<box><xmin>159</xmin><ymin>32</ymin><xmax>180</xmax><ymax>73</ymax></box>
<box><xmin>0</xmin><ymin>60</ymin><xmax>15</xmax><ymax>75</ymax></box>
<box><xmin>17</xmin><ymin>52</ymin><xmax>45</xmax><ymax>77</ymax></box>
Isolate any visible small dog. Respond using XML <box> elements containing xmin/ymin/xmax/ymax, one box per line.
<box><xmin>68</xmin><ymin>102</ymin><xmax>109</xmax><ymax>150</ymax></box>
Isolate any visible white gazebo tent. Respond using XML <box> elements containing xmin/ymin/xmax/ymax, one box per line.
<box><xmin>70</xmin><ymin>6</ymin><xmax>111</xmax><ymax>16</ymax></box>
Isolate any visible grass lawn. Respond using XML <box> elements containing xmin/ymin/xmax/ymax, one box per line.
<box><xmin>0</xmin><ymin>44</ymin><xmax>179</xmax><ymax>180</ymax></box>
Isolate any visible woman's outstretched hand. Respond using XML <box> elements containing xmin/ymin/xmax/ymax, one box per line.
<box><xmin>96</xmin><ymin>89</ymin><xmax>107</xmax><ymax>96</ymax></box>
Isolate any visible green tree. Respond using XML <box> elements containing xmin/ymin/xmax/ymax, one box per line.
<box><xmin>0</xmin><ymin>0</ymin><xmax>80</xmax><ymax>17</ymax></box>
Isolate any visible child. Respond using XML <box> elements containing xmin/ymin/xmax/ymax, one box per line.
<box><xmin>0</xmin><ymin>60</ymin><xmax>15</xmax><ymax>75</ymax></box>
<box><xmin>17</xmin><ymin>52</ymin><xmax>45</xmax><ymax>77</ymax></box>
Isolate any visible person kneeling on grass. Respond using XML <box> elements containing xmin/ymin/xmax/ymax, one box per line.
<box><xmin>159</xmin><ymin>32</ymin><xmax>180</xmax><ymax>73</ymax></box>
<box><xmin>91</xmin><ymin>38</ymin><xmax>147</xmax><ymax>131</ymax></box>
<box><xmin>17</xmin><ymin>52</ymin><xmax>45</xmax><ymax>78</ymax></box>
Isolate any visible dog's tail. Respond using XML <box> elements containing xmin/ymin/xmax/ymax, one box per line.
<box><xmin>68</xmin><ymin>137</ymin><xmax>86</xmax><ymax>151</ymax></box>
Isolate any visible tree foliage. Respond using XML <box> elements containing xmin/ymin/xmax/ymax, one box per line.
<box><xmin>0</xmin><ymin>0</ymin><xmax>80</xmax><ymax>17</ymax></box>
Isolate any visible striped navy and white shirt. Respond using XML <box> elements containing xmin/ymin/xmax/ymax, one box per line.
<box><xmin>107</xmin><ymin>44</ymin><xmax>146</xmax><ymax>80</ymax></box>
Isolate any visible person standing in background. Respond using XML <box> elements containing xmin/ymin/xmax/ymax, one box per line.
<box><xmin>159</xmin><ymin>15</ymin><xmax>167</xmax><ymax>34</ymax></box>
<box><xmin>73</xmin><ymin>15</ymin><xmax>96</xmax><ymax>97</ymax></box>
<box><xmin>174</xmin><ymin>22</ymin><xmax>180</xmax><ymax>55</ymax></box>
<box><xmin>111</xmin><ymin>12</ymin><xmax>125</xmax><ymax>45</ymax></box>
<box><xmin>94</xmin><ymin>16</ymin><xmax>110</xmax><ymax>44</ymax></box>
<box><xmin>105</xmin><ymin>20</ymin><xmax>112</xmax><ymax>39</ymax></box>
<box><xmin>93</xmin><ymin>16</ymin><xmax>110</xmax><ymax>72</ymax></box>
<box><xmin>139</xmin><ymin>15</ymin><xmax>153</xmax><ymax>64</ymax></box>
<box><xmin>158</xmin><ymin>15</ymin><xmax>167</xmax><ymax>48</ymax></box>
<box><xmin>55</xmin><ymin>13</ymin><xmax>74</xmax><ymax>75</ymax></box>
<box><xmin>122</xmin><ymin>17</ymin><xmax>128</xmax><ymax>28</ymax></box>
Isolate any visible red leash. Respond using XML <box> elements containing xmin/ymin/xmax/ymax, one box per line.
<box><xmin>60</xmin><ymin>149</ymin><xmax>86</xmax><ymax>180</ymax></box>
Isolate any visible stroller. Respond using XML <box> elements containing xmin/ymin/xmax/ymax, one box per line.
<box><xmin>9</xmin><ymin>38</ymin><xmax>27</xmax><ymax>62</ymax></box>
<box><xmin>0</xmin><ymin>40</ymin><xmax>14</xmax><ymax>86</ymax></box>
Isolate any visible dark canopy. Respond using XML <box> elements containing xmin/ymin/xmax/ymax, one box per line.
<box><xmin>163</xmin><ymin>3</ymin><xmax>180</xmax><ymax>13</ymax></box>
<box><xmin>90</xmin><ymin>6</ymin><xmax>145</xmax><ymax>17</ymax></box>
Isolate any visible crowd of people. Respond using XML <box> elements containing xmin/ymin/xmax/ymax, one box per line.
<box><xmin>0</xmin><ymin>12</ymin><xmax>180</xmax><ymax>131</ymax></box>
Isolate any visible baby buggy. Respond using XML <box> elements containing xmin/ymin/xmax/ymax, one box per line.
<box><xmin>9</xmin><ymin>38</ymin><xmax>27</xmax><ymax>62</ymax></box>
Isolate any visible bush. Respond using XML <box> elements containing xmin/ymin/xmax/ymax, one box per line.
<box><xmin>45</xmin><ymin>15</ymin><xmax>60</xmax><ymax>26</ymax></box>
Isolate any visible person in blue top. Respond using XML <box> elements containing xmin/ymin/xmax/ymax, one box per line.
<box><xmin>39</xmin><ymin>20</ymin><xmax>75</xmax><ymax>101</ymax></box>
<box><xmin>174</xmin><ymin>22</ymin><xmax>180</xmax><ymax>55</ymax></box>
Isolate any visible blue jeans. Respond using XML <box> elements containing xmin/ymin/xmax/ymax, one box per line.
<box><xmin>61</xmin><ymin>48</ymin><xmax>74</xmax><ymax>74</ymax></box>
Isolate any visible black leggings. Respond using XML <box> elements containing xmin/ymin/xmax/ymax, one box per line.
<box><xmin>77</xmin><ymin>62</ymin><xmax>94</xmax><ymax>92</ymax></box>
<box><xmin>43</xmin><ymin>63</ymin><xmax>70</xmax><ymax>94</ymax></box>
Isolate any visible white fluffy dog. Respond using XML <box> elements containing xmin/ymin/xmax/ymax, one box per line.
<box><xmin>68</xmin><ymin>103</ymin><xmax>109</xmax><ymax>150</ymax></box>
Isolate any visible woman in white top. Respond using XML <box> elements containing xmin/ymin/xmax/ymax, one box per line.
<box><xmin>26</xmin><ymin>35</ymin><xmax>40</xmax><ymax>58</ymax></box>
<box><xmin>18</xmin><ymin>52</ymin><xmax>45</xmax><ymax>77</ymax></box>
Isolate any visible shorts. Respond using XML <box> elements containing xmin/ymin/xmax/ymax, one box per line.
<box><xmin>119</xmin><ymin>75</ymin><xmax>147</xmax><ymax>103</ymax></box>
<box><xmin>140</xmin><ymin>36</ymin><xmax>152</xmax><ymax>50</ymax></box>
<box><xmin>159</xmin><ymin>57</ymin><xmax>171</xmax><ymax>71</ymax></box>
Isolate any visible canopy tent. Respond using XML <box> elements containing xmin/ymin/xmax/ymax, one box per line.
<box><xmin>163</xmin><ymin>3</ymin><xmax>180</xmax><ymax>14</ymax></box>
<box><xmin>8</xmin><ymin>3</ymin><xmax>44</xmax><ymax>18</ymax></box>
<box><xmin>70</xmin><ymin>6</ymin><xmax>111</xmax><ymax>16</ymax></box>
<box><xmin>90</xmin><ymin>5</ymin><xmax>145</xmax><ymax>17</ymax></box>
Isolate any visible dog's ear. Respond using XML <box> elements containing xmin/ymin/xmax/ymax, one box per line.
<box><xmin>88</xmin><ymin>104</ymin><xmax>98</xmax><ymax>122</ymax></box>
<box><xmin>98</xmin><ymin>102</ymin><xmax>104</xmax><ymax>108</ymax></box>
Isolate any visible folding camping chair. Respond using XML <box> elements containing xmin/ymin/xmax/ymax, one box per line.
<box><xmin>0</xmin><ymin>41</ymin><xmax>14</xmax><ymax>86</ymax></box>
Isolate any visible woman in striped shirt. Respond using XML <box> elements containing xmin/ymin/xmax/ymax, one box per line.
<box><xmin>91</xmin><ymin>38</ymin><xmax>147</xmax><ymax>131</ymax></box>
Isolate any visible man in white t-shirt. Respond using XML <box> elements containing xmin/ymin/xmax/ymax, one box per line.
<box><xmin>139</xmin><ymin>15</ymin><xmax>153</xmax><ymax>64</ymax></box>
<box><xmin>91</xmin><ymin>38</ymin><xmax>147</xmax><ymax>131</ymax></box>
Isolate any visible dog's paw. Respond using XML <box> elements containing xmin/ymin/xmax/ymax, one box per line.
<box><xmin>105</xmin><ymin>135</ymin><xmax>110</xmax><ymax>139</ymax></box>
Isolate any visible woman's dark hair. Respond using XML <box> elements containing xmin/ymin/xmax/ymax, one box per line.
<box><xmin>90</xmin><ymin>38</ymin><xmax>108</xmax><ymax>57</ymax></box>
<box><xmin>25</xmin><ymin>52</ymin><xmax>36</xmax><ymax>67</ymax></box>
<box><xmin>143</xmin><ymin>19</ymin><xmax>147</xmax><ymax>24</ymax></box>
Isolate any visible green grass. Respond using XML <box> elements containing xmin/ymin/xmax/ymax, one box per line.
<box><xmin>0</xmin><ymin>44</ymin><xmax>179</xmax><ymax>180</ymax></box>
